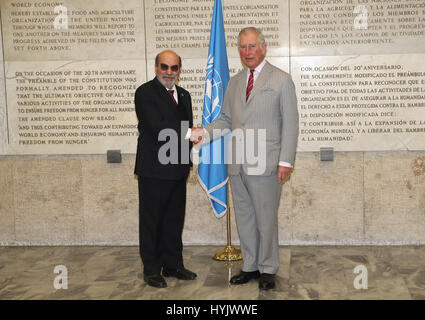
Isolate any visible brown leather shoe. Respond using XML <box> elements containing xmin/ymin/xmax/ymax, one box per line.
<box><xmin>259</xmin><ymin>273</ymin><xmax>275</xmax><ymax>290</ymax></box>
<box><xmin>230</xmin><ymin>270</ymin><xmax>260</xmax><ymax>285</ymax></box>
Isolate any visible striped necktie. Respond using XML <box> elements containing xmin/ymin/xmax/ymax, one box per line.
<box><xmin>168</xmin><ymin>89</ymin><xmax>178</xmax><ymax>106</ymax></box>
<box><xmin>246</xmin><ymin>69</ymin><xmax>254</xmax><ymax>102</ymax></box>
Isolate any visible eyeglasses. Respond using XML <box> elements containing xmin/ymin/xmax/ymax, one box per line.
<box><xmin>159</xmin><ymin>63</ymin><xmax>179</xmax><ymax>72</ymax></box>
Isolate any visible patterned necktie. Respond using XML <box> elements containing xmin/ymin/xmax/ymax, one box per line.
<box><xmin>246</xmin><ymin>69</ymin><xmax>254</xmax><ymax>102</ymax></box>
<box><xmin>168</xmin><ymin>89</ymin><xmax>178</xmax><ymax>106</ymax></box>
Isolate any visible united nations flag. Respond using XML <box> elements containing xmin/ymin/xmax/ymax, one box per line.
<box><xmin>198</xmin><ymin>0</ymin><xmax>230</xmax><ymax>218</ymax></box>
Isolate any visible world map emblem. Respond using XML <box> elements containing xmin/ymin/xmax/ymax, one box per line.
<box><xmin>203</xmin><ymin>55</ymin><xmax>224</xmax><ymax>124</ymax></box>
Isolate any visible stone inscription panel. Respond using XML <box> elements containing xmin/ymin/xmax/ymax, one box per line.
<box><xmin>1</xmin><ymin>0</ymin><xmax>145</xmax><ymax>61</ymax></box>
<box><xmin>6</xmin><ymin>60</ymin><xmax>144</xmax><ymax>154</ymax></box>
<box><xmin>2</xmin><ymin>0</ymin><xmax>424</xmax><ymax>155</ymax></box>
<box><xmin>293</xmin><ymin>54</ymin><xmax>425</xmax><ymax>152</ymax></box>
<box><xmin>145</xmin><ymin>0</ymin><xmax>289</xmax><ymax>59</ymax></box>
<box><xmin>0</xmin><ymin>21</ymin><xmax>7</xmax><ymax>155</ymax></box>
<box><xmin>291</xmin><ymin>0</ymin><xmax>425</xmax><ymax>56</ymax></box>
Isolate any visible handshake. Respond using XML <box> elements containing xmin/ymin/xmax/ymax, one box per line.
<box><xmin>189</xmin><ymin>127</ymin><xmax>206</xmax><ymax>144</ymax></box>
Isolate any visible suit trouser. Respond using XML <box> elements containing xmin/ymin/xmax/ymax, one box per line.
<box><xmin>138</xmin><ymin>176</ymin><xmax>186</xmax><ymax>276</ymax></box>
<box><xmin>230</xmin><ymin>169</ymin><xmax>282</xmax><ymax>274</ymax></box>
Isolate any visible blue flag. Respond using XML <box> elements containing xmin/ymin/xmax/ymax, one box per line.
<box><xmin>197</xmin><ymin>0</ymin><xmax>230</xmax><ymax>218</ymax></box>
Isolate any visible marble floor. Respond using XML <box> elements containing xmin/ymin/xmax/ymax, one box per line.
<box><xmin>0</xmin><ymin>245</ymin><xmax>424</xmax><ymax>300</ymax></box>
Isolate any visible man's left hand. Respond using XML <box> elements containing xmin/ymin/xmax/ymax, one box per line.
<box><xmin>277</xmin><ymin>165</ymin><xmax>292</xmax><ymax>184</ymax></box>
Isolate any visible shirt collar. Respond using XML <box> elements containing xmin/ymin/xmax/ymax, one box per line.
<box><xmin>166</xmin><ymin>84</ymin><xmax>177</xmax><ymax>92</ymax></box>
<box><xmin>251</xmin><ymin>59</ymin><xmax>266</xmax><ymax>74</ymax></box>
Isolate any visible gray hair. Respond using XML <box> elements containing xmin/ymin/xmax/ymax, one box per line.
<box><xmin>238</xmin><ymin>27</ymin><xmax>266</xmax><ymax>48</ymax></box>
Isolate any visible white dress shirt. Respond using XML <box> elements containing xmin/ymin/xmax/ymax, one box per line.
<box><xmin>246</xmin><ymin>59</ymin><xmax>266</xmax><ymax>86</ymax></box>
<box><xmin>162</xmin><ymin>84</ymin><xmax>192</xmax><ymax>140</ymax></box>
<box><xmin>167</xmin><ymin>85</ymin><xmax>178</xmax><ymax>104</ymax></box>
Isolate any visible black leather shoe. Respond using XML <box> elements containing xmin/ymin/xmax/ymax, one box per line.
<box><xmin>230</xmin><ymin>270</ymin><xmax>260</xmax><ymax>285</ymax></box>
<box><xmin>144</xmin><ymin>274</ymin><xmax>167</xmax><ymax>288</ymax></box>
<box><xmin>162</xmin><ymin>267</ymin><xmax>197</xmax><ymax>280</ymax></box>
<box><xmin>259</xmin><ymin>273</ymin><xmax>275</xmax><ymax>290</ymax></box>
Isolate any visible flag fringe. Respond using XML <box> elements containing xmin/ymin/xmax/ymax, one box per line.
<box><xmin>197</xmin><ymin>173</ymin><xmax>228</xmax><ymax>219</ymax></box>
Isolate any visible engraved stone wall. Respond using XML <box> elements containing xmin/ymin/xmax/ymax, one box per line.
<box><xmin>0</xmin><ymin>0</ymin><xmax>424</xmax><ymax>245</ymax></box>
<box><xmin>0</xmin><ymin>0</ymin><xmax>145</xmax><ymax>154</ymax></box>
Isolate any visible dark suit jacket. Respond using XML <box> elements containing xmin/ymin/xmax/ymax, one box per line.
<box><xmin>134</xmin><ymin>77</ymin><xmax>193</xmax><ymax>180</ymax></box>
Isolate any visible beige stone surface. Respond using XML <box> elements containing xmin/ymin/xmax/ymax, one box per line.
<box><xmin>184</xmin><ymin>168</ymin><xmax>228</xmax><ymax>245</ymax></box>
<box><xmin>291</xmin><ymin>54</ymin><xmax>425</xmax><ymax>152</ymax></box>
<box><xmin>267</xmin><ymin>57</ymin><xmax>290</xmax><ymax>74</ymax></box>
<box><xmin>0</xmin><ymin>152</ymin><xmax>424</xmax><ymax>245</ymax></box>
<box><xmin>1</xmin><ymin>0</ymin><xmax>145</xmax><ymax>61</ymax></box>
<box><xmin>0</xmin><ymin>160</ymin><xmax>15</xmax><ymax>243</ymax></box>
<box><xmin>223</xmin><ymin>0</ymin><xmax>290</xmax><ymax>58</ymax></box>
<box><xmin>0</xmin><ymin>0</ymin><xmax>424</xmax><ymax>247</ymax></box>
<box><xmin>364</xmin><ymin>152</ymin><xmax>425</xmax><ymax>244</ymax></box>
<box><xmin>145</xmin><ymin>0</ymin><xmax>289</xmax><ymax>59</ymax></box>
<box><xmin>81</xmin><ymin>154</ymin><xmax>138</xmax><ymax>244</ymax></box>
<box><xmin>2</xmin><ymin>246</ymin><xmax>425</xmax><ymax>300</ymax></box>
<box><xmin>288</xmin><ymin>152</ymin><xmax>364</xmax><ymax>244</ymax></box>
<box><xmin>0</xmin><ymin>20</ymin><xmax>6</xmax><ymax>155</ymax></box>
<box><xmin>5</xmin><ymin>60</ymin><xmax>144</xmax><ymax>155</ymax></box>
<box><xmin>185</xmin><ymin>165</ymin><xmax>242</xmax><ymax>246</ymax></box>
<box><xmin>290</xmin><ymin>0</ymin><xmax>425</xmax><ymax>57</ymax></box>
<box><xmin>12</xmin><ymin>156</ymin><xmax>84</xmax><ymax>244</ymax></box>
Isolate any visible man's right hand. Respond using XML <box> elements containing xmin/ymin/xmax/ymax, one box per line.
<box><xmin>190</xmin><ymin>127</ymin><xmax>205</xmax><ymax>144</ymax></box>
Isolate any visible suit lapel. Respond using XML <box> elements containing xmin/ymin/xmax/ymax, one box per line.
<box><xmin>176</xmin><ymin>86</ymin><xmax>184</xmax><ymax>108</ymax></box>
<box><xmin>238</xmin><ymin>69</ymin><xmax>248</xmax><ymax>106</ymax></box>
<box><xmin>176</xmin><ymin>86</ymin><xmax>191</xmax><ymax>121</ymax></box>
<box><xmin>247</xmin><ymin>61</ymin><xmax>271</xmax><ymax>103</ymax></box>
<box><xmin>153</xmin><ymin>77</ymin><xmax>179</xmax><ymax>113</ymax></box>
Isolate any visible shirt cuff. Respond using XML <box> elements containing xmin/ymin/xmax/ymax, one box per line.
<box><xmin>279</xmin><ymin>161</ymin><xmax>292</xmax><ymax>168</ymax></box>
<box><xmin>185</xmin><ymin>128</ymin><xmax>191</xmax><ymax>140</ymax></box>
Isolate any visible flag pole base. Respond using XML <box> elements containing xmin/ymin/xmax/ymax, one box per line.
<box><xmin>212</xmin><ymin>245</ymin><xmax>242</xmax><ymax>261</ymax></box>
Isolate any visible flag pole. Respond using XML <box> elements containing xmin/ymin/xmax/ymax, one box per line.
<box><xmin>197</xmin><ymin>0</ymin><xmax>241</xmax><ymax>261</ymax></box>
<box><xmin>212</xmin><ymin>184</ymin><xmax>242</xmax><ymax>261</ymax></box>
